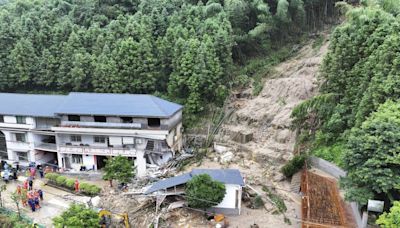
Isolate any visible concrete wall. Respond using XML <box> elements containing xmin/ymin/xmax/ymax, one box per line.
<box><xmin>215</xmin><ymin>184</ymin><xmax>242</xmax><ymax>211</ymax></box>
<box><xmin>309</xmin><ymin>156</ymin><xmax>346</xmax><ymax>179</ymax></box>
<box><xmin>310</xmin><ymin>156</ymin><xmax>363</xmax><ymax>228</ymax></box>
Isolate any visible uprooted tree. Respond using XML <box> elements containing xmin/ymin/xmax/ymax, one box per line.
<box><xmin>185</xmin><ymin>174</ymin><xmax>226</xmax><ymax>210</ymax></box>
<box><xmin>103</xmin><ymin>155</ymin><xmax>134</xmax><ymax>187</ymax></box>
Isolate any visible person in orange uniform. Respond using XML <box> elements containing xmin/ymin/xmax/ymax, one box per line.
<box><xmin>21</xmin><ymin>188</ymin><xmax>28</xmax><ymax>207</ymax></box>
<box><xmin>74</xmin><ymin>178</ymin><xmax>80</xmax><ymax>193</ymax></box>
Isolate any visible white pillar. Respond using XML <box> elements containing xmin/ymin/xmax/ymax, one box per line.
<box><xmin>57</xmin><ymin>153</ymin><xmax>63</xmax><ymax>169</ymax></box>
<box><xmin>136</xmin><ymin>151</ymin><xmax>146</xmax><ymax>178</ymax></box>
<box><xmin>29</xmin><ymin>150</ymin><xmax>36</xmax><ymax>162</ymax></box>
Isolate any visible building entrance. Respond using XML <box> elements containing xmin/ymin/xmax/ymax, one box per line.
<box><xmin>96</xmin><ymin>155</ymin><xmax>108</xmax><ymax>169</ymax></box>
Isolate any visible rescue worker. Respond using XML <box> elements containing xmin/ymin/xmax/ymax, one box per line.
<box><xmin>16</xmin><ymin>184</ymin><xmax>22</xmax><ymax>195</ymax></box>
<box><xmin>28</xmin><ymin>196</ymin><xmax>35</xmax><ymax>212</ymax></box>
<box><xmin>74</xmin><ymin>178</ymin><xmax>80</xmax><ymax>192</ymax></box>
<box><xmin>34</xmin><ymin>190</ymin><xmax>40</xmax><ymax>209</ymax></box>
<box><xmin>23</xmin><ymin>179</ymin><xmax>28</xmax><ymax>190</ymax></box>
<box><xmin>38</xmin><ymin>165</ymin><xmax>44</xmax><ymax>178</ymax></box>
<box><xmin>21</xmin><ymin>188</ymin><xmax>28</xmax><ymax>207</ymax></box>
<box><xmin>38</xmin><ymin>189</ymin><xmax>43</xmax><ymax>201</ymax></box>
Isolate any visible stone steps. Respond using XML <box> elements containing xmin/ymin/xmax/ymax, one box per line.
<box><xmin>290</xmin><ymin>171</ymin><xmax>302</xmax><ymax>193</ymax></box>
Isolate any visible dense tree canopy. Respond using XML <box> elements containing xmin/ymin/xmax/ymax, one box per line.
<box><xmin>291</xmin><ymin>1</ymin><xmax>400</xmax><ymax>205</ymax></box>
<box><xmin>53</xmin><ymin>203</ymin><xmax>100</xmax><ymax>228</ymax></box>
<box><xmin>341</xmin><ymin>100</ymin><xmax>400</xmax><ymax>205</ymax></box>
<box><xmin>0</xmin><ymin>0</ymin><xmax>341</xmax><ymax>116</ymax></box>
<box><xmin>185</xmin><ymin>174</ymin><xmax>226</xmax><ymax>209</ymax></box>
<box><xmin>103</xmin><ymin>155</ymin><xmax>134</xmax><ymax>186</ymax></box>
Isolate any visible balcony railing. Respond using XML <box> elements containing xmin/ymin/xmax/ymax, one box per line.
<box><xmin>61</xmin><ymin>121</ymin><xmax>142</xmax><ymax>129</ymax></box>
<box><xmin>59</xmin><ymin>121</ymin><xmax>170</xmax><ymax>130</ymax></box>
<box><xmin>59</xmin><ymin>144</ymin><xmax>136</xmax><ymax>157</ymax></box>
<box><xmin>35</xmin><ymin>143</ymin><xmax>57</xmax><ymax>152</ymax></box>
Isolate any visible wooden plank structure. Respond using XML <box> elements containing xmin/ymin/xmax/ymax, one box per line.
<box><xmin>301</xmin><ymin>167</ymin><xmax>356</xmax><ymax>228</ymax></box>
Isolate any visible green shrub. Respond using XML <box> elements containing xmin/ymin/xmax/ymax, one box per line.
<box><xmin>56</xmin><ymin>176</ymin><xmax>67</xmax><ymax>186</ymax></box>
<box><xmin>89</xmin><ymin>185</ymin><xmax>101</xmax><ymax>195</ymax></box>
<box><xmin>252</xmin><ymin>195</ymin><xmax>264</xmax><ymax>209</ymax></box>
<box><xmin>65</xmin><ymin>179</ymin><xmax>75</xmax><ymax>189</ymax></box>
<box><xmin>281</xmin><ymin>154</ymin><xmax>307</xmax><ymax>178</ymax></box>
<box><xmin>79</xmin><ymin>183</ymin><xmax>90</xmax><ymax>192</ymax></box>
<box><xmin>45</xmin><ymin>173</ymin><xmax>60</xmax><ymax>181</ymax></box>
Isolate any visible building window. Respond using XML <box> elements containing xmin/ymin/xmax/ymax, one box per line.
<box><xmin>121</xmin><ymin>117</ymin><xmax>133</xmax><ymax>123</ymax></box>
<box><xmin>94</xmin><ymin>136</ymin><xmax>106</xmax><ymax>143</ymax></box>
<box><xmin>72</xmin><ymin>154</ymin><xmax>83</xmax><ymax>164</ymax></box>
<box><xmin>0</xmin><ymin>115</ymin><xmax>3</xmax><ymax>123</ymax></box>
<box><xmin>68</xmin><ymin>115</ymin><xmax>80</xmax><ymax>121</ymax></box>
<box><xmin>15</xmin><ymin>133</ymin><xmax>26</xmax><ymax>142</ymax></box>
<box><xmin>148</xmin><ymin>118</ymin><xmax>160</xmax><ymax>128</ymax></box>
<box><xmin>94</xmin><ymin>116</ymin><xmax>107</xmax><ymax>122</ymax></box>
<box><xmin>16</xmin><ymin>152</ymin><xmax>28</xmax><ymax>161</ymax></box>
<box><xmin>136</xmin><ymin>138</ymin><xmax>144</xmax><ymax>144</ymax></box>
<box><xmin>70</xmin><ymin>135</ymin><xmax>82</xmax><ymax>142</ymax></box>
<box><xmin>16</xmin><ymin>116</ymin><xmax>26</xmax><ymax>124</ymax></box>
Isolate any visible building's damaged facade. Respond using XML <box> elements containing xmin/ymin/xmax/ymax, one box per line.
<box><xmin>0</xmin><ymin>92</ymin><xmax>183</xmax><ymax>177</ymax></box>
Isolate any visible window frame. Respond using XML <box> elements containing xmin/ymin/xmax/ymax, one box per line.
<box><xmin>16</xmin><ymin>116</ymin><xmax>26</xmax><ymax>124</ymax></box>
<box><xmin>68</xmin><ymin>115</ymin><xmax>81</xmax><ymax>121</ymax></box>
<box><xmin>121</xmin><ymin>117</ymin><xmax>133</xmax><ymax>123</ymax></box>
<box><xmin>94</xmin><ymin>136</ymin><xmax>106</xmax><ymax>144</ymax></box>
<box><xmin>15</xmin><ymin>133</ymin><xmax>26</xmax><ymax>142</ymax></box>
<box><xmin>72</xmin><ymin>154</ymin><xmax>83</xmax><ymax>164</ymax></box>
<box><xmin>70</xmin><ymin>135</ymin><xmax>82</xmax><ymax>142</ymax></box>
<box><xmin>94</xmin><ymin>116</ymin><xmax>107</xmax><ymax>123</ymax></box>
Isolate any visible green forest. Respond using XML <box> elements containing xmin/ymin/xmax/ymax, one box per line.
<box><xmin>292</xmin><ymin>0</ymin><xmax>400</xmax><ymax>207</ymax></box>
<box><xmin>0</xmin><ymin>0</ymin><xmax>339</xmax><ymax>117</ymax></box>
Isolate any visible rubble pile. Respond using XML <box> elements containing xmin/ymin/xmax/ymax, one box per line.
<box><xmin>99</xmin><ymin>187</ymin><xmax>156</xmax><ymax>227</ymax></box>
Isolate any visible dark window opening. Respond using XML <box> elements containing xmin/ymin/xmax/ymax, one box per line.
<box><xmin>68</xmin><ymin>115</ymin><xmax>80</xmax><ymax>121</ymax></box>
<box><xmin>16</xmin><ymin>116</ymin><xmax>26</xmax><ymax>124</ymax></box>
<box><xmin>94</xmin><ymin>116</ymin><xmax>107</xmax><ymax>122</ymax></box>
<box><xmin>148</xmin><ymin>118</ymin><xmax>160</xmax><ymax>127</ymax></box>
<box><xmin>0</xmin><ymin>115</ymin><xmax>3</xmax><ymax>123</ymax></box>
<box><xmin>70</xmin><ymin>135</ymin><xmax>82</xmax><ymax>142</ymax></box>
<box><xmin>121</xmin><ymin>117</ymin><xmax>133</xmax><ymax>123</ymax></box>
<box><xmin>15</xmin><ymin>133</ymin><xmax>26</xmax><ymax>142</ymax></box>
<box><xmin>94</xmin><ymin>136</ymin><xmax>106</xmax><ymax>143</ymax></box>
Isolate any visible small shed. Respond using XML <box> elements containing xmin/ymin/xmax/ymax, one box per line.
<box><xmin>145</xmin><ymin>169</ymin><xmax>245</xmax><ymax>215</ymax></box>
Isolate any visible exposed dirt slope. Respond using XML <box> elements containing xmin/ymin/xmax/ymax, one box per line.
<box><xmin>216</xmin><ymin>36</ymin><xmax>329</xmax><ymax>181</ymax></box>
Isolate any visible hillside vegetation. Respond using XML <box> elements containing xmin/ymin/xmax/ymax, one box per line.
<box><xmin>0</xmin><ymin>0</ymin><xmax>340</xmax><ymax>117</ymax></box>
<box><xmin>292</xmin><ymin>0</ymin><xmax>400</xmax><ymax>205</ymax></box>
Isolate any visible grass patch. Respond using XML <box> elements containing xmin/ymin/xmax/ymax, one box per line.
<box><xmin>312</xmin><ymin>142</ymin><xmax>345</xmax><ymax>168</ymax></box>
<box><xmin>262</xmin><ymin>186</ymin><xmax>287</xmax><ymax>214</ymax></box>
<box><xmin>281</xmin><ymin>154</ymin><xmax>307</xmax><ymax>178</ymax></box>
<box><xmin>251</xmin><ymin>195</ymin><xmax>264</xmax><ymax>209</ymax></box>
<box><xmin>312</xmin><ymin>34</ymin><xmax>324</xmax><ymax>50</ymax></box>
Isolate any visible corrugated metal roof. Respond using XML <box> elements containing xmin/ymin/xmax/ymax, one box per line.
<box><xmin>56</xmin><ymin>92</ymin><xmax>183</xmax><ymax>118</ymax></box>
<box><xmin>0</xmin><ymin>93</ymin><xmax>65</xmax><ymax>117</ymax></box>
<box><xmin>0</xmin><ymin>92</ymin><xmax>183</xmax><ymax>118</ymax></box>
<box><xmin>145</xmin><ymin>169</ymin><xmax>244</xmax><ymax>194</ymax></box>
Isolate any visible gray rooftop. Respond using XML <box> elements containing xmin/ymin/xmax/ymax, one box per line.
<box><xmin>0</xmin><ymin>92</ymin><xmax>182</xmax><ymax>118</ymax></box>
<box><xmin>56</xmin><ymin>92</ymin><xmax>182</xmax><ymax>118</ymax></box>
<box><xmin>145</xmin><ymin>169</ymin><xmax>244</xmax><ymax>194</ymax></box>
<box><xmin>0</xmin><ymin>93</ymin><xmax>65</xmax><ymax>117</ymax></box>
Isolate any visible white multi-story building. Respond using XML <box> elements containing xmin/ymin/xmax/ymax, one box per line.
<box><xmin>0</xmin><ymin>92</ymin><xmax>183</xmax><ymax>177</ymax></box>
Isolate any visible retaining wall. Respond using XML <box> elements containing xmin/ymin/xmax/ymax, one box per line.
<box><xmin>309</xmin><ymin>156</ymin><xmax>363</xmax><ymax>228</ymax></box>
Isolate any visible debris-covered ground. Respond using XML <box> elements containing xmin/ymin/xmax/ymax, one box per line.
<box><xmin>98</xmin><ymin>34</ymin><xmax>330</xmax><ymax>228</ymax></box>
